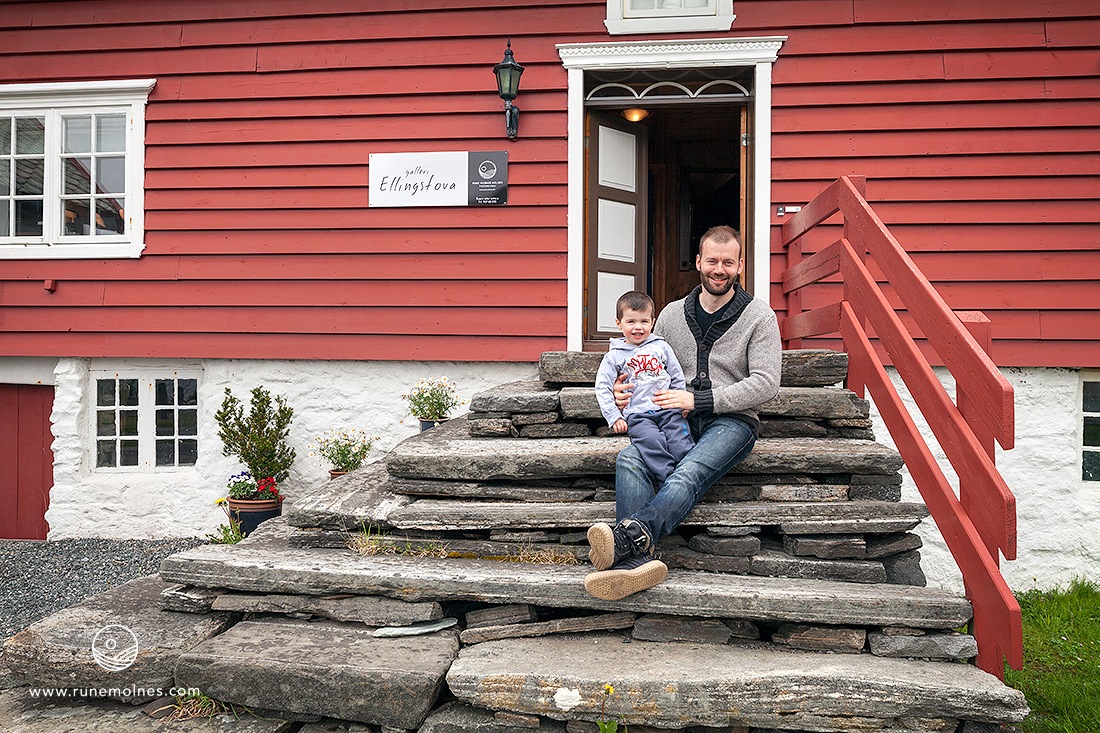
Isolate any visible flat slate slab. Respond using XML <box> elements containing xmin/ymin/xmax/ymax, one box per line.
<box><xmin>175</xmin><ymin>619</ymin><xmax>459</xmax><ymax>728</ymax></box>
<box><xmin>386</xmin><ymin>499</ymin><xmax>928</xmax><ymax>532</ymax></box>
<box><xmin>2</xmin><ymin>575</ymin><xmax>234</xmax><ymax>703</ymax></box>
<box><xmin>209</xmin><ymin>592</ymin><xmax>443</xmax><ymax>626</ymax></box>
<box><xmin>559</xmin><ymin>386</ymin><xmax>868</xmax><ymax>422</ymax></box>
<box><xmin>0</xmin><ymin>688</ymin><xmax>291</xmax><ymax>733</ymax></box>
<box><xmin>445</xmin><ymin>633</ymin><xmax>1029</xmax><ymax>729</ymax></box>
<box><xmin>160</xmin><ymin>541</ymin><xmax>972</xmax><ymax>629</ymax></box>
<box><xmin>386</xmin><ymin>422</ymin><xmax>903</xmax><ymax>481</ymax></box>
<box><xmin>288</xmin><ymin>462</ymin><xmax>413</xmax><ymax>530</ymax></box>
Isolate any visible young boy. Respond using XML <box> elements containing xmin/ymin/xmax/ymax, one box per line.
<box><xmin>594</xmin><ymin>291</ymin><xmax>695</xmax><ymax>483</ymax></box>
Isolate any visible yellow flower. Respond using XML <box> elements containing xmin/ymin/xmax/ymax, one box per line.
<box><xmin>604</xmin><ymin>684</ymin><xmax>614</xmax><ymax>695</ymax></box>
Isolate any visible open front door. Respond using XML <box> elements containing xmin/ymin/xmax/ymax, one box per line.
<box><xmin>584</xmin><ymin>111</ymin><xmax>648</xmax><ymax>349</ymax></box>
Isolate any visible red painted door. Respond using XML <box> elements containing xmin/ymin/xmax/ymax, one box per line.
<box><xmin>0</xmin><ymin>384</ymin><xmax>54</xmax><ymax>540</ymax></box>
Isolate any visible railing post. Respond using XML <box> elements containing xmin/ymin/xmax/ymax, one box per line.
<box><xmin>785</xmin><ymin>233</ymin><xmax>803</xmax><ymax>350</ymax></box>
<box><xmin>842</xmin><ymin>176</ymin><xmax>868</xmax><ymax>398</ymax></box>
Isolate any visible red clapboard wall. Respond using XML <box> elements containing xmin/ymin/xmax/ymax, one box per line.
<box><xmin>0</xmin><ymin>1</ymin><xmax>1097</xmax><ymax>367</ymax></box>
<box><xmin>0</xmin><ymin>384</ymin><xmax>53</xmax><ymax>540</ymax></box>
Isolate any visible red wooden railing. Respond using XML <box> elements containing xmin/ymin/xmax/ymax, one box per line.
<box><xmin>780</xmin><ymin>176</ymin><xmax>1022</xmax><ymax>679</ymax></box>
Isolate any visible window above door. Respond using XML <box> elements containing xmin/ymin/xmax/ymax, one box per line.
<box><xmin>605</xmin><ymin>0</ymin><xmax>734</xmax><ymax>34</ymax></box>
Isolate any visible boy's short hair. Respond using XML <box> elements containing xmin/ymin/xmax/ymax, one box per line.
<box><xmin>616</xmin><ymin>290</ymin><xmax>655</xmax><ymax>319</ymax></box>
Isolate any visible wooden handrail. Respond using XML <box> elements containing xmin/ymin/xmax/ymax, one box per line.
<box><xmin>779</xmin><ymin>176</ymin><xmax>1022</xmax><ymax>679</ymax></box>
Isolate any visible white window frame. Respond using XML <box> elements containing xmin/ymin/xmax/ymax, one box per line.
<box><xmin>605</xmin><ymin>0</ymin><xmax>734</xmax><ymax>34</ymax></box>
<box><xmin>0</xmin><ymin>78</ymin><xmax>154</xmax><ymax>260</ymax></box>
<box><xmin>557</xmin><ymin>37</ymin><xmax>785</xmax><ymax>350</ymax></box>
<box><xmin>89</xmin><ymin>367</ymin><xmax>202</xmax><ymax>473</ymax></box>
<box><xmin>1083</xmin><ymin>371</ymin><xmax>1100</xmax><ymax>482</ymax></box>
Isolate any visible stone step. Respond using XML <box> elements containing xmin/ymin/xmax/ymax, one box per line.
<box><xmin>386</xmin><ymin>420</ymin><xmax>902</xmax><ymax>481</ymax></box>
<box><xmin>175</xmin><ymin>618</ymin><xmax>459</xmax><ymax>729</ymax></box>
<box><xmin>539</xmin><ymin>348</ymin><xmax>849</xmax><ymax>387</ymax></box>
<box><xmin>445</xmin><ymin>633</ymin><xmax>1029</xmax><ymax>730</ymax></box>
<box><xmin>159</xmin><ymin>539</ymin><xmax>971</xmax><ymax>630</ymax></box>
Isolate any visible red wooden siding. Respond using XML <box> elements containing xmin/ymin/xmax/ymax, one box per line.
<box><xmin>0</xmin><ymin>1</ymin><xmax>1097</xmax><ymax>366</ymax></box>
<box><xmin>0</xmin><ymin>384</ymin><xmax>53</xmax><ymax>540</ymax></box>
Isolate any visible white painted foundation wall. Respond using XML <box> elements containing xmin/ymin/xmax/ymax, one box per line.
<box><xmin>37</xmin><ymin>357</ymin><xmax>1098</xmax><ymax>595</ymax></box>
<box><xmin>45</xmin><ymin>357</ymin><xmax>537</xmax><ymax>540</ymax></box>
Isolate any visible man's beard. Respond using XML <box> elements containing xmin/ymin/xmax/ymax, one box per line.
<box><xmin>701</xmin><ymin>273</ymin><xmax>735</xmax><ymax>297</ymax></box>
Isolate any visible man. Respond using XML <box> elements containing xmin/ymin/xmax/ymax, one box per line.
<box><xmin>584</xmin><ymin>225</ymin><xmax>782</xmax><ymax>601</ymax></box>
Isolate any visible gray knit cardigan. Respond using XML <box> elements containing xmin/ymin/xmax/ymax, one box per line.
<box><xmin>654</xmin><ymin>285</ymin><xmax>782</xmax><ymax>430</ymax></box>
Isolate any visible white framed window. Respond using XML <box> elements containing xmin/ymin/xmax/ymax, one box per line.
<box><xmin>1084</xmin><ymin>374</ymin><xmax>1100</xmax><ymax>482</ymax></box>
<box><xmin>91</xmin><ymin>370</ymin><xmax>200</xmax><ymax>471</ymax></box>
<box><xmin>605</xmin><ymin>0</ymin><xmax>734</xmax><ymax>34</ymax></box>
<box><xmin>0</xmin><ymin>79</ymin><xmax>154</xmax><ymax>260</ymax></box>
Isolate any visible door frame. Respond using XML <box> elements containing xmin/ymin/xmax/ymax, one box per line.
<box><xmin>558</xmin><ymin>36</ymin><xmax>786</xmax><ymax>350</ymax></box>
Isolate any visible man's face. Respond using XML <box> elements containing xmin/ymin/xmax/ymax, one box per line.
<box><xmin>615</xmin><ymin>307</ymin><xmax>654</xmax><ymax>346</ymax></box>
<box><xmin>696</xmin><ymin>236</ymin><xmax>743</xmax><ymax>297</ymax></box>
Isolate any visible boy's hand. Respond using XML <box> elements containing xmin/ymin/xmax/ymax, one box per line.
<box><xmin>612</xmin><ymin>418</ymin><xmax>628</xmax><ymax>434</ymax></box>
<box><xmin>613</xmin><ymin>373</ymin><xmax>633</xmax><ymax>410</ymax></box>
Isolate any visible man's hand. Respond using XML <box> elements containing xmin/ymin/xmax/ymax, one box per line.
<box><xmin>653</xmin><ymin>388</ymin><xmax>694</xmax><ymax>412</ymax></box>
<box><xmin>611</xmin><ymin>418</ymin><xmax>628</xmax><ymax>434</ymax></box>
<box><xmin>612</xmin><ymin>373</ymin><xmax>633</xmax><ymax>410</ymax></box>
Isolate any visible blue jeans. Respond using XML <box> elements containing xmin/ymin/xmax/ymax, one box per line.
<box><xmin>615</xmin><ymin>416</ymin><xmax>756</xmax><ymax>540</ymax></box>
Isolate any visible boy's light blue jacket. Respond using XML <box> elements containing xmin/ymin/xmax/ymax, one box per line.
<box><xmin>594</xmin><ymin>334</ymin><xmax>688</xmax><ymax>427</ymax></box>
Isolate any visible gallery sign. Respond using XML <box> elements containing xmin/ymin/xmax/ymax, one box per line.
<box><xmin>369</xmin><ymin>151</ymin><xmax>508</xmax><ymax>207</ymax></box>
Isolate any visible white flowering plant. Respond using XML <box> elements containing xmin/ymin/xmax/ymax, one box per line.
<box><xmin>402</xmin><ymin>377</ymin><xmax>460</xmax><ymax>421</ymax></box>
<box><xmin>309</xmin><ymin>429</ymin><xmax>378</xmax><ymax>472</ymax></box>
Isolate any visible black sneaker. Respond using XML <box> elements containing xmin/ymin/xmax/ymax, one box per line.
<box><xmin>587</xmin><ymin>519</ymin><xmax>653</xmax><ymax>571</ymax></box>
<box><xmin>584</xmin><ymin>553</ymin><xmax>668</xmax><ymax>601</ymax></box>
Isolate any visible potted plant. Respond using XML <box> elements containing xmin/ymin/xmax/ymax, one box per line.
<box><xmin>214</xmin><ymin>386</ymin><xmax>295</xmax><ymax>535</ymax></box>
<box><xmin>402</xmin><ymin>377</ymin><xmax>460</xmax><ymax>431</ymax></box>
<box><xmin>309</xmin><ymin>428</ymin><xmax>378</xmax><ymax>479</ymax></box>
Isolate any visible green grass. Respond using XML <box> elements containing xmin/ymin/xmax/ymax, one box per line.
<box><xmin>1004</xmin><ymin>578</ymin><xmax>1100</xmax><ymax>733</ymax></box>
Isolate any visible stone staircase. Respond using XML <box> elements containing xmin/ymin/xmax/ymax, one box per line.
<box><xmin>2</xmin><ymin>350</ymin><xmax>1029</xmax><ymax>733</ymax></box>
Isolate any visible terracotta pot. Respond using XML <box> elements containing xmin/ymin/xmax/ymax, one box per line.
<box><xmin>225</xmin><ymin>497</ymin><xmax>282</xmax><ymax>536</ymax></box>
<box><xmin>328</xmin><ymin>470</ymin><xmax>349</xmax><ymax>480</ymax></box>
<box><xmin>419</xmin><ymin>418</ymin><xmax>449</xmax><ymax>432</ymax></box>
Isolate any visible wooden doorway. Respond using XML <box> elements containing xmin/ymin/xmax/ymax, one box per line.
<box><xmin>0</xmin><ymin>383</ymin><xmax>53</xmax><ymax>539</ymax></box>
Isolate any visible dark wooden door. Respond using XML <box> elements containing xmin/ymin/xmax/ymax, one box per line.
<box><xmin>0</xmin><ymin>383</ymin><xmax>54</xmax><ymax>539</ymax></box>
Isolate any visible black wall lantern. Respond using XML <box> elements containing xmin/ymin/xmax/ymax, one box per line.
<box><xmin>493</xmin><ymin>39</ymin><xmax>524</xmax><ymax>140</ymax></box>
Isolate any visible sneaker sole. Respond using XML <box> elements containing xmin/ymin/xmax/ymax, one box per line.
<box><xmin>586</xmin><ymin>522</ymin><xmax>615</xmax><ymax>570</ymax></box>
<box><xmin>583</xmin><ymin>560</ymin><xmax>668</xmax><ymax>601</ymax></box>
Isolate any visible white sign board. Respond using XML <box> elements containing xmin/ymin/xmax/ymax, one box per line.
<box><xmin>369</xmin><ymin>151</ymin><xmax>508</xmax><ymax>207</ymax></box>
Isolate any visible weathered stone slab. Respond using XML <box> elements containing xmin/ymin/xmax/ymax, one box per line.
<box><xmin>828</xmin><ymin>427</ymin><xmax>876</xmax><ymax>440</ymax></box>
<box><xmin>387</xmin><ymin>477</ymin><xmax>596</xmax><ymax>503</ymax></box>
<box><xmin>373</xmin><ymin>617</ymin><xmax>457</xmax><ymax>637</ymax></box>
<box><xmin>883</xmin><ymin>550</ymin><xmax>928</xmax><ymax>587</ymax></box>
<box><xmin>687</xmin><ymin>533</ymin><xmax>760</xmax><ymax>556</ymax></box>
<box><xmin>539</xmin><ymin>351</ymin><xmax>604</xmax><ymax>383</ymax></box>
<box><xmin>290</xmin><ymin>530</ymin><xmax>588</xmax><ymax>561</ymax></box>
<box><xmin>558</xmin><ymin>387</ymin><xmax>599</xmax><ymax>419</ymax></box>
<box><xmin>421</xmin><ymin>702</ymin><xmax>568</xmax><ymax>733</ymax></box>
<box><xmin>705</xmin><ymin>525</ymin><xmax>761</xmax><ymax>537</ymax></box>
<box><xmin>849</xmin><ymin>482</ymin><xmax>903</xmax><ymax>502</ymax></box>
<box><xmin>496</xmin><ymin>711</ymin><xmax>542</xmax><ymax>729</ymax></box>
<box><xmin>519</xmin><ymin>422</ymin><xmax>591</xmax><ymax>439</ymax></box>
<box><xmin>780</xmin><ymin>518</ymin><xmax>922</xmax><ymax>535</ymax></box>
<box><xmin>758</xmin><ymin>387</ymin><xmax>870</xmax><ymax>419</ymax></box>
<box><xmin>661</xmin><ymin>546</ymin><xmax>752</xmax><ymax>574</ymax></box>
<box><xmin>865</xmin><ymin>532</ymin><xmax>924</xmax><ymax>559</ymax></box>
<box><xmin>210</xmin><ymin>592</ymin><xmax>443</xmax><ymax>625</ymax></box>
<box><xmin>386</xmin><ymin>429</ymin><xmax>903</xmax><ymax>481</ymax></box>
<box><xmin>783</xmin><ymin>534</ymin><xmax>867</xmax><ymax>559</ymax></box>
<box><xmin>159</xmin><ymin>584</ymin><xmax>226</xmax><ymax>613</ymax></box>
<box><xmin>287</xmin><ymin>462</ymin><xmax>413</xmax><ymax>530</ymax></box>
<box><xmin>468</xmin><ymin>418</ymin><xmax>519</xmax><ymax>437</ymax></box>
<box><xmin>465</xmin><ymin>604</ymin><xmax>537</xmax><ymax>629</ymax></box>
<box><xmin>3</xmin><ymin>576</ymin><xmax>234</xmax><ymax>703</ymax></box>
<box><xmin>750</xmin><ymin>549</ymin><xmax>887</xmax><ymax>584</ymax></box>
<box><xmin>725</xmin><ymin>619</ymin><xmax>761</xmax><ymax>639</ymax></box>
<box><xmin>175</xmin><ymin>619</ymin><xmax>459</xmax><ymax>728</ymax></box>
<box><xmin>445</xmin><ymin>634</ymin><xmax>1029</xmax><ymax>727</ymax></box>
<box><xmin>758</xmin><ymin>483</ymin><xmax>847</xmax><ymax>502</ymax></box>
<box><xmin>869</xmin><ymin>631</ymin><xmax>978</xmax><ymax>660</ymax></box>
<box><xmin>512</xmin><ymin>411</ymin><xmax>560</xmax><ymax>426</ymax></box>
<box><xmin>0</xmin><ymin>688</ymin><xmax>291</xmax><ymax>733</ymax></box>
<box><xmin>385</xmin><ymin>499</ymin><xmax>928</xmax><ymax>533</ymax></box>
<box><xmin>632</xmin><ymin>614</ymin><xmax>732</xmax><ymax>645</ymax></box>
<box><xmin>470</xmin><ymin>381</ymin><xmax>560</xmax><ymax>413</ymax></box>
<box><xmin>160</xmin><ymin>542</ymin><xmax>972</xmax><ymax>629</ymax></box>
<box><xmin>759</xmin><ymin>419</ymin><xmax>828</xmax><ymax>438</ymax></box>
<box><xmin>771</xmin><ymin>624</ymin><xmax>866</xmax><ymax>653</ymax></box>
<box><xmin>459</xmin><ymin>612</ymin><xmax>635</xmax><ymax>644</ymax></box>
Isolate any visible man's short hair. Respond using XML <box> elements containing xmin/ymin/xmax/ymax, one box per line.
<box><xmin>700</xmin><ymin>225</ymin><xmax>742</xmax><ymax>256</ymax></box>
<box><xmin>616</xmin><ymin>290</ymin><xmax>655</xmax><ymax>319</ymax></box>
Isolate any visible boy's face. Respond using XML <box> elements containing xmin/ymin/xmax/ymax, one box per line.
<box><xmin>616</xmin><ymin>306</ymin><xmax>653</xmax><ymax>346</ymax></box>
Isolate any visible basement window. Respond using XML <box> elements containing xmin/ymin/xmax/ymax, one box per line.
<box><xmin>1084</xmin><ymin>379</ymin><xmax>1100</xmax><ymax>481</ymax></box>
<box><xmin>92</xmin><ymin>371</ymin><xmax>199</xmax><ymax>471</ymax></box>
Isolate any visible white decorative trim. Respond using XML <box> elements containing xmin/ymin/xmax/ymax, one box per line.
<box><xmin>557</xmin><ymin>37</ymin><xmax>786</xmax><ymax>348</ymax></box>
<box><xmin>0</xmin><ymin>78</ymin><xmax>156</xmax><ymax>103</ymax></box>
<box><xmin>558</xmin><ymin>38</ymin><xmax>785</xmax><ymax>68</ymax></box>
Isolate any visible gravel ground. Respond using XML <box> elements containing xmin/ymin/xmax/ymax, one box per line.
<box><xmin>0</xmin><ymin>537</ymin><xmax>206</xmax><ymax>644</ymax></box>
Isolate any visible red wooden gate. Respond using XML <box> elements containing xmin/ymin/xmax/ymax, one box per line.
<box><xmin>0</xmin><ymin>383</ymin><xmax>54</xmax><ymax>540</ymax></box>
